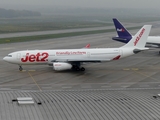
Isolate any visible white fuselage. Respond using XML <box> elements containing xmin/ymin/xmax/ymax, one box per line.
<box><xmin>3</xmin><ymin>48</ymin><xmax>135</xmax><ymax>65</ymax></box>
<box><xmin>131</xmin><ymin>36</ymin><xmax>160</xmax><ymax>46</ymax></box>
<box><xmin>147</xmin><ymin>36</ymin><xmax>160</xmax><ymax>44</ymax></box>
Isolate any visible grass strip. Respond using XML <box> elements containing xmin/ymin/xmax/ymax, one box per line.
<box><xmin>0</xmin><ymin>26</ymin><xmax>140</xmax><ymax>44</ymax></box>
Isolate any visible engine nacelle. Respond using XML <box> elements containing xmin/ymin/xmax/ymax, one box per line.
<box><xmin>53</xmin><ymin>62</ymin><xmax>72</xmax><ymax>71</ymax></box>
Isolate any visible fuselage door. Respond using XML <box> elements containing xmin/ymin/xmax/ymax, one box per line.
<box><xmin>119</xmin><ymin>49</ymin><xmax>123</xmax><ymax>57</ymax></box>
<box><xmin>87</xmin><ymin>52</ymin><xmax>90</xmax><ymax>57</ymax></box>
<box><xmin>17</xmin><ymin>53</ymin><xmax>21</xmax><ymax>60</ymax></box>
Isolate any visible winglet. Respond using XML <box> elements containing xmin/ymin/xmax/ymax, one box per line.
<box><xmin>121</xmin><ymin>25</ymin><xmax>151</xmax><ymax>48</ymax></box>
<box><xmin>85</xmin><ymin>44</ymin><xmax>90</xmax><ymax>48</ymax></box>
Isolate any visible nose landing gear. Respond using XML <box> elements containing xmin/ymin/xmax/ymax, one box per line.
<box><xmin>19</xmin><ymin>65</ymin><xmax>23</xmax><ymax>71</ymax></box>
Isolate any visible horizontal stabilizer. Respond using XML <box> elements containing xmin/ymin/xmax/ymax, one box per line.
<box><xmin>112</xmin><ymin>37</ymin><xmax>130</xmax><ymax>43</ymax></box>
<box><xmin>133</xmin><ymin>48</ymin><xmax>149</xmax><ymax>54</ymax></box>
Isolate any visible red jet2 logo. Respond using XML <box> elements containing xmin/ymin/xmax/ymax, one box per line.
<box><xmin>134</xmin><ymin>28</ymin><xmax>145</xmax><ymax>46</ymax></box>
<box><xmin>21</xmin><ymin>52</ymin><xmax>49</xmax><ymax>62</ymax></box>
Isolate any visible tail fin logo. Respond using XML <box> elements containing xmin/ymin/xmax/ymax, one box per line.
<box><xmin>134</xmin><ymin>28</ymin><xmax>145</xmax><ymax>46</ymax></box>
<box><xmin>117</xmin><ymin>28</ymin><xmax>125</xmax><ymax>32</ymax></box>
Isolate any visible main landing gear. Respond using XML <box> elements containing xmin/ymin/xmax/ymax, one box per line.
<box><xmin>19</xmin><ymin>65</ymin><xmax>23</xmax><ymax>71</ymax></box>
<box><xmin>72</xmin><ymin>65</ymin><xmax>85</xmax><ymax>71</ymax></box>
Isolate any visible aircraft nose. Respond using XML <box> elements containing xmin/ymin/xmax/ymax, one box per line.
<box><xmin>3</xmin><ymin>57</ymin><xmax>7</xmax><ymax>61</ymax></box>
<box><xmin>3</xmin><ymin>56</ymin><xmax>9</xmax><ymax>62</ymax></box>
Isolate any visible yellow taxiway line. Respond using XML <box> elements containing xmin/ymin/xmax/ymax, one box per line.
<box><xmin>28</xmin><ymin>72</ymin><xmax>42</xmax><ymax>91</ymax></box>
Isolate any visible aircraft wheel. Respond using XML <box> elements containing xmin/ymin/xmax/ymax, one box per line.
<box><xmin>72</xmin><ymin>65</ymin><xmax>78</xmax><ymax>71</ymax></box>
<box><xmin>71</xmin><ymin>66</ymin><xmax>76</xmax><ymax>70</ymax></box>
<box><xmin>76</xmin><ymin>67</ymin><xmax>80</xmax><ymax>71</ymax></box>
<box><xmin>80</xmin><ymin>67</ymin><xmax>85</xmax><ymax>71</ymax></box>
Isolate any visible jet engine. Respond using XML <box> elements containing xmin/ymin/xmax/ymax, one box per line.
<box><xmin>53</xmin><ymin>62</ymin><xmax>72</xmax><ymax>71</ymax></box>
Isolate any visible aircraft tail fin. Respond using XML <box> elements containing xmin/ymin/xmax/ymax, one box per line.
<box><xmin>112</xmin><ymin>18</ymin><xmax>132</xmax><ymax>43</ymax></box>
<box><xmin>121</xmin><ymin>25</ymin><xmax>151</xmax><ymax>49</ymax></box>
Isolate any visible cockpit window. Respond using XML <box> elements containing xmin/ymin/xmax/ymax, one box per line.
<box><xmin>7</xmin><ymin>55</ymin><xmax>12</xmax><ymax>57</ymax></box>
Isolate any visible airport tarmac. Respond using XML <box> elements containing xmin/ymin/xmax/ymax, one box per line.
<box><xmin>1</xmin><ymin>25</ymin><xmax>160</xmax><ymax>120</ymax></box>
<box><xmin>0</xmin><ymin>26</ymin><xmax>160</xmax><ymax>91</ymax></box>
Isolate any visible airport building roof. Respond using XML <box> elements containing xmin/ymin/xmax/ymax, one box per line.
<box><xmin>0</xmin><ymin>89</ymin><xmax>160</xmax><ymax>120</ymax></box>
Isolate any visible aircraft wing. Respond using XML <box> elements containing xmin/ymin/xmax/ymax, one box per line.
<box><xmin>50</xmin><ymin>54</ymin><xmax>121</xmax><ymax>63</ymax></box>
<box><xmin>51</xmin><ymin>58</ymin><xmax>111</xmax><ymax>63</ymax></box>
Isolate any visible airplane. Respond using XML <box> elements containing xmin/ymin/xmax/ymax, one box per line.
<box><xmin>112</xmin><ymin>18</ymin><xmax>160</xmax><ymax>50</ymax></box>
<box><xmin>3</xmin><ymin>25</ymin><xmax>151</xmax><ymax>71</ymax></box>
